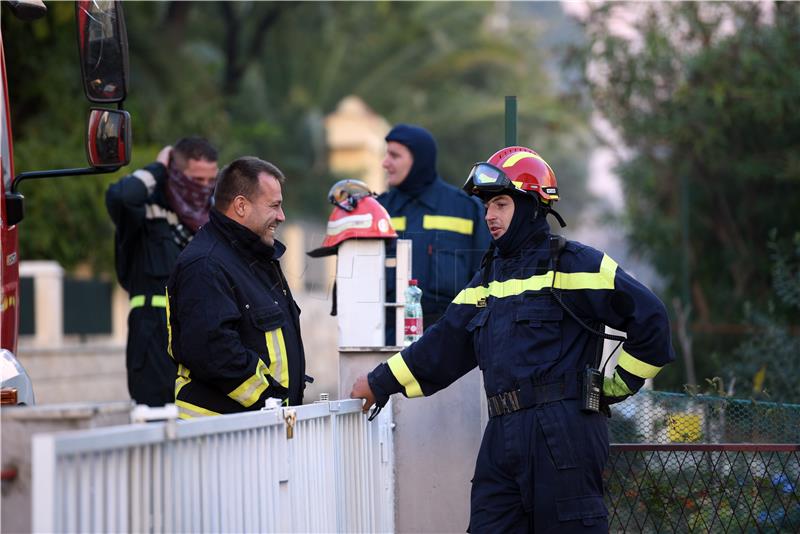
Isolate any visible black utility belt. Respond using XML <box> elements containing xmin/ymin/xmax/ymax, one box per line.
<box><xmin>487</xmin><ymin>373</ymin><xmax>579</xmax><ymax>418</ymax></box>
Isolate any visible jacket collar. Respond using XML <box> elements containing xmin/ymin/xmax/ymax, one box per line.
<box><xmin>389</xmin><ymin>177</ymin><xmax>442</xmax><ymax>211</ymax></box>
<box><xmin>209</xmin><ymin>209</ymin><xmax>285</xmax><ymax>261</ymax></box>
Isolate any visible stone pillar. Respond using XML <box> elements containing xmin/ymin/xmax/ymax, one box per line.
<box><xmin>19</xmin><ymin>261</ymin><xmax>63</xmax><ymax>348</ymax></box>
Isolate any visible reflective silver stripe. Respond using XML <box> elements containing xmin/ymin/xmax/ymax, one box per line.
<box><xmin>133</xmin><ymin>169</ymin><xmax>156</xmax><ymax>194</ymax></box>
<box><xmin>176</xmin><ymin>400</ymin><xmax>219</xmax><ymax>419</ymax></box>
<box><xmin>227</xmin><ymin>359</ymin><xmax>269</xmax><ymax>407</ymax></box>
<box><xmin>145</xmin><ymin>203</ymin><xmax>179</xmax><ymax>225</ymax></box>
<box><xmin>266</xmin><ymin>330</ymin><xmax>287</xmax><ymax>387</ymax></box>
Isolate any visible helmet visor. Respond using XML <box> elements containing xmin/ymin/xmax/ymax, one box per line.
<box><xmin>463</xmin><ymin>162</ymin><xmax>514</xmax><ymax>195</ymax></box>
<box><xmin>327</xmin><ymin>179</ymin><xmax>373</xmax><ymax>212</ymax></box>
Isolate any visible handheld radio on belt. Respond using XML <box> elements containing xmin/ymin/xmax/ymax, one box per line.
<box><xmin>548</xmin><ymin>236</ymin><xmax>625</xmax><ymax>413</ymax></box>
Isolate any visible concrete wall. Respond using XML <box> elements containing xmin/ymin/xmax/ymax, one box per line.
<box><xmin>15</xmin><ymin>258</ymin><xmax>340</xmax><ymax>406</ymax></box>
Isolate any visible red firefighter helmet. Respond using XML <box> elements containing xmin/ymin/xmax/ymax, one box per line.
<box><xmin>307</xmin><ymin>180</ymin><xmax>397</xmax><ymax>258</ymax></box>
<box><xmin>462</xmin><ymin>146</ymin><xmax>559</xmax><ymax>203</ymax></box>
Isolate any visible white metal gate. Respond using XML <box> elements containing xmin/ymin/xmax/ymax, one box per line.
<box><xmin>31</xmin><ymin>399</ymin><xmax>394</xmax><ymax>533</ymax></box>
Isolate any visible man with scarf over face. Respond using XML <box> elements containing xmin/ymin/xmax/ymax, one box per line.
<box><xmin>106</xmin><ymin>137</ymin><xmax>218</xmax><ymax>406</ymax></box>
<box><xmin>379</xmin><ymin>124</ymin><xmax>490</xmax><ymax>330</ymax></box>
<box><xmin>352</xmin><ymin>146</ymin><xmax>674</xmax><ymax>532</ymax></box>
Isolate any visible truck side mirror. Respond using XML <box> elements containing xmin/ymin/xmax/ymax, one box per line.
<box><xmin>86</xmin><ymin>108</ymin><xmax>131</xmax><ymax>168</ymax></box>
<box><xmin>76</xmin><ymin>0</ymin><xmax>129</xmax><ymax>103</ymax></box>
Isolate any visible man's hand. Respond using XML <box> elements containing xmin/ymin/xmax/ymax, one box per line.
<box><xmin>156</xmin><ymin>145</ymin><xmax>173</xmax><ymax>167</ymax></box>
<box><xmin>350</xmin><ymin>374</ymin><xmax>376</xmax><ymax>414</ymax></box>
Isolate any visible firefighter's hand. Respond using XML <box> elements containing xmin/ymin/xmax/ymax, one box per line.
<box><xmin>156</xmin><ymin>145</ymin><xmax>173</xmax><ymax>167</ymax></box>
<box><xmin>350</xmin><ymin>374</ymin><xmax>376</xmax><ymax>414</ymax></box>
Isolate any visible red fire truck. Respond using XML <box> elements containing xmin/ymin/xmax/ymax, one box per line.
<box><xmin>0</xmin><ymin>0</ymin><xmax>132</xmax><ymax>404</ymax></box>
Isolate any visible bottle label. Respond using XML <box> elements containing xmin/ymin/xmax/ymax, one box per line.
<box><xmin>404</xmin><ymin>317</ymin><xmax>423</xmax><ymax>336</ymax></box>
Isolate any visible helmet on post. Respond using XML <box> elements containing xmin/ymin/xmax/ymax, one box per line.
<box><xmin>307</xmin><ymin>179</ymin><xmax>397</xmax><ymax>258</ymax></box>
<box><xmin>462</xmin><ymin>146</ymin><xmax>565</xmax><ymax>227</ymax></box>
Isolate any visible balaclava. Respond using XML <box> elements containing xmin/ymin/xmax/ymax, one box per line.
<box><xmin>493</xmin><ymin>193</ymin><xmax>549</xmax><ymax>257</ymax></box>
<box><xmin>385</xmin><ymin>124</ymin><xmax>438</xmax><ymax>197</ymax></box>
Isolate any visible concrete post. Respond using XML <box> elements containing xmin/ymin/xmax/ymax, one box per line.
<box><xmin>19</xmin><ymin>261</ymin><xmax>63</xmax><ymax>348</ymax></box>
<box><xmin>335</xmin><ymin>239</ymin><xmax>386</xmax><ymax>347</ymax></box>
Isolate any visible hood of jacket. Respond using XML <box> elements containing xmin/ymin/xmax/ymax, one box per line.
<box><xmin>386</xmin><ymin>124</ymin><xmax>438</xmax><ymax>197</ymax></box>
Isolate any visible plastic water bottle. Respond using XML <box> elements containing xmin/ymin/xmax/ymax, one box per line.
<box><xmin>403</xmin><ymin>279</ymin><xmax>423</xmax><ymax>346</ymax></box>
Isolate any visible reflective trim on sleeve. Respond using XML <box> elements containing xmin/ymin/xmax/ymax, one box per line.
<box><xmin>228</xmin><ymin>359</ymin><xmax>270</xmax><ymax>407</ymax></box>
<box><xmin>422</xmin><ymin>215</ymin><xmax>473</xmax><ymax>235</ymax></box>
<box><xmin>133</xmin><ymin>169</ymin><xmax>156</xmax><ymax>194</ymax></box>
<box><xmin>452</xmin><ymin>254</ymin><xmax>619</xmax><ymax>305</ymax></box>
<box><xmin>176</xmin><ymin>399</ymin><xmax>220</xmax><ymax>419</ymax></box>
<box><xmin>390</xmin><ymin>216</ymin><xmax>406</xmax><ymax>231</ymax></box>
<box><xmin>130</xmin><ymin>295</ymin><xmax>146</xmax><ymax>308</ymax></box>
<box><xmin>603</xmin><ymin>370</ymin><xmax>633</xmax><ymax>397</ymax></box>
<box><xmin>387</xmin><ymin>353</ymin><xmax>423</xmax><ymax>398</ymax></box>
<box><xmin>266</xmin><ymin>329</ymin><xmax>290</xmax><ymax>388</ymax></box>
<box><xmin>617</xmin><ymin>349</ymin><xmax>662</xmax><ymax>379</ymax></box>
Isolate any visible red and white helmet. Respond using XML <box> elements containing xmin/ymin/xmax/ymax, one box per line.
<box><xmin>307</xmin><ymin>180</ymin><xmax>397</xmax><ymax>257</ymax></box>
<box><xmin>463</xmin><ymin>146</ymin><xmax>558</xmax><ymax>202</ymax></box>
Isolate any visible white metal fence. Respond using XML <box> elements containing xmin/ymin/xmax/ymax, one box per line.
<box><xmin>31</xmin><ymin>399</ymin><xmax>394</xmax><ymax>533</ymax></box>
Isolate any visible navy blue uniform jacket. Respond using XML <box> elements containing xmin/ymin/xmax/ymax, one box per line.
<box><xmin>378</xmin><ymin>178</ymin><xmax>490</xmax><ymax>318</ymax></box>
<box><xmin>167</xmin><ymin>210</ymin><xmax>306</xmax><ymax>418</ymax></box>
<box><xmin>369</xmin><ymin>233</ymin><xmax>674</xmax><ymax>406</ymax></box>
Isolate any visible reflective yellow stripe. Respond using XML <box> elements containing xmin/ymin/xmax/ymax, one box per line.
<box><xmin>617</xmin><ymin>349</ymin><xmax>662</xmax><ymax>379</ymax></box>
<box><xmin>502</xmin><ymin>151</ymin><xmax>545</xmax><ymax>168</ymax></box>
<box><xmin>452</xmin><ymin>254</ymin><xmax>618</xmax><ymax>305</ymax></box>
<box><xmin>603</xmin><ymin>370</ymin><xmax>633</xmax><ymax>397</ymax></box>
<box><xmin>266</xmin><ymin>329</ymin><xmax>289</xmax><ymax>388</ymax></box>
<box><xmin>390</xmin><ymin>216</ymin><xmax>406</xmax><ymax>231</ymax></box>
<box><xmin>130</xmin><ymin>294</ymin><xmax>167</xmax><ymax>308</ymax></box>
<box><xmin>175</xmin><ymin>399</ymin><xmax>220</xmax><ymax>419</ymax></box>
<box><xmin>175</xmin><ymin>364</ymin><xmax>191</xmax><ymax>397</ymax></box>
<box><xmin>387</xmin><ymin>353</ymin><xmax>423</xmax><ymax>398</ymax></box>
<box><xmin>227</xmin><ymin>359</ymin><xmax>270</xmax><ymax>407</ymax></box>
<box><xmin>166</xmin><ymin>290</ymin><xmax>174</xmax><ymax>359</ymax></box>
<box><xmin>422</xmin><ymin>215</ymin><xmax>473</xmax><ymax>235</ymax></box>
<box><xmin>552</xmin><ymin>254</ymin><xmax>616</xmax><ymax>291</ymax></box>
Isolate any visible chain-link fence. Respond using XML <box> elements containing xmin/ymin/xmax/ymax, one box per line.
<box><xmin>609</xmin><ymin>390</ymin><xmax>800</xmax><ymax>444</ymax></box>
<box><xmin>606</xmin><ymin>444</ymin><xmax>800</xmax><ymax>533</ymax></box>
<box><xmin>605</xmin><ymin>391</ymin><xmax>800</xmax><ymax>533</ymax></box>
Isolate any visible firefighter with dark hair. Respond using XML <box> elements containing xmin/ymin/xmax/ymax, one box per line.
<box><xmin>106</xmin><ymin>137</ymin><xmax>218</xmax><ymax>406</ymax></box>
<box><xmin>352</xmin><ymin>146</ymin><xmax>675</xmax><ymax>532</ymax></box>
<box><xmin>166</xmin><ymin>157</ymin><xmax>307</xmax><ymax>418</ymax></box>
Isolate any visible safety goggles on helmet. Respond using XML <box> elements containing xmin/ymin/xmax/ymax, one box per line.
<box><xmin>463</xmin><ymin>162</ymin><xmax>518</xmax><ymax>196</ymax></box>
<box><xmin>327</xmin><ymin>179</ymin><xmax>374</xmax><ymax>212</ymax></box>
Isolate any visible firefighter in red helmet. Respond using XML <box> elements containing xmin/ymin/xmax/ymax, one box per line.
<box><xmin>352</xmin><ymin>146</ymin><xmax>674</xmax><ymax>532</ymax></box>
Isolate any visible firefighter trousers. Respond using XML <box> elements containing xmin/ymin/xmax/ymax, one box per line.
<box><xmin>469</xmin><ymin>399</ymin><xmax>609</xmax><ymax>533</ymax></box>
<box><xmin>126</xmin><ymin>306</ymin><xmax>177</xmax><ymax>407</ymax></box>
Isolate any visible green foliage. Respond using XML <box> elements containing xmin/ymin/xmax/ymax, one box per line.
<box><xmin>3</xmin><ymin>1</ymin><xmax>588</xmax><ymax>275</ymax></box>
<box><xmin>733</xmin><ymin>231</ymin><xmax>800</xmax><ymax>403</ymax></box>
<box><xmin>567</xmin><ymin>2</ymin><xmax>800</xmax><ymax>392</ymax></box>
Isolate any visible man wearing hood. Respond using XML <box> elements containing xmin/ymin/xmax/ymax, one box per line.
<box><xmin>166</xmin><ymin>157</ymin><xmax>307</xmax><ymax>418</ymax></box>
<box><xmin>352</xmin><ymin>146</ymin><xmax>674</xmax><ymax>532</ymax></box>
<box><xmin>379</xmin><ymin>124</ymin><xmax>490</xmax><ymax>328</ymax></box>
<box><xmin>106</xmin><ymin>137</ymin><xmax>218</xmax><ymax>406</ymax></box>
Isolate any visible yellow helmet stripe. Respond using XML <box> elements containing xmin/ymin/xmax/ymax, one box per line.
<box><xmin>502</xmin><ymin>152</ymin><xmax>545</xmax><ymax>168</ymax></box>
